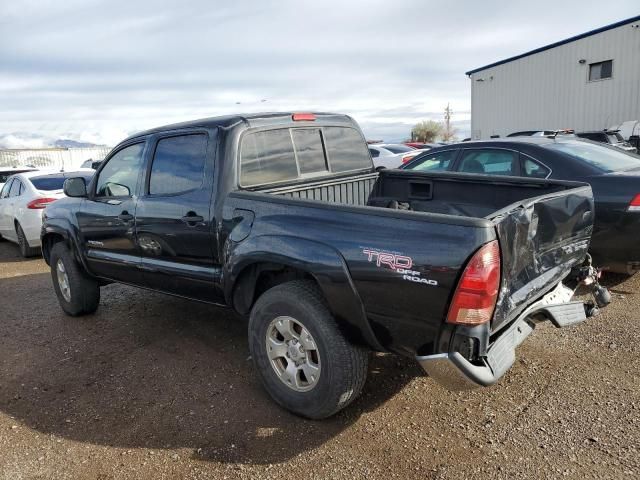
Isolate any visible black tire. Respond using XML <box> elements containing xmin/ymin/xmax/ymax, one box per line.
<box><xmin>50</xmin><ymin>242</ymin><xmax>100</xmax><ymax>316</ymax></box>
<box><xmin>15</xmin><ymin>222</ymin><xmax>40</xmax><ymax>257</ymax></box>
<box><xmin>249</xmin><ymin>280</ymin><xmax>369</xmax><ymax>419</ymax></box>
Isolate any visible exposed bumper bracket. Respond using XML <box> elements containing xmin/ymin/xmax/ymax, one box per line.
<box><xmin>417</xmin><ymin>283</ymin><xmax>587</xmax><ymax>390</ymax></box>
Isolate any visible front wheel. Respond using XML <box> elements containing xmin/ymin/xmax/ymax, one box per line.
<box><xmin>249</xmin><ymin>280</ymin><xmax>369</xmax><ymax>419</ymax></box>
<box><xmin>50</xmin><ymin>242</ymin><xmax>100</xmax><ymax>316</ymax></box>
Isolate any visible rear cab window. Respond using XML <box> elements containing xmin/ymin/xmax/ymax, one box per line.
<box><xmin>240</xmin><ymin>126</ymin><xmax>371</xmax><ymax>187</ymax></box>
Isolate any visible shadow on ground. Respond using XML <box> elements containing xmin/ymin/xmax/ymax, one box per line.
<box><xmin>0</xmin><ymin>269</ymin><xmax>419</xmax><ymax>465</ymax></box>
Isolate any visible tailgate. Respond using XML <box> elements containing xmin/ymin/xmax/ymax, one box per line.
<box><xmin>490</xmin><ymin>184</ymin><xmax>594</xmax><ymax>332</ymax></box>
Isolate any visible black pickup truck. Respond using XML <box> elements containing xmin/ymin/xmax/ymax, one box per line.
<box><xmin>42</xmin><ymin>112</ymin><xmax>607</xmax><ymax>419</ymax></box>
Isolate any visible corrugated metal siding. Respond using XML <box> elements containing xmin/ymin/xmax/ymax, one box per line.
<box><xmin>263</xmin><ymin>173</ymin><xmax>378</xmax><ymax>206</ymax></box>
<box><xmin>470</xmin><ymin>20</ymin><xmax>640</xmax><ymax>138</ymax></box>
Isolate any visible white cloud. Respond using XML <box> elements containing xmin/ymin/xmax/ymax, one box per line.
<box><xmin>1</xmin><ymin>1</ymin><xmax>638</xmax><ymax>146</ymax></box>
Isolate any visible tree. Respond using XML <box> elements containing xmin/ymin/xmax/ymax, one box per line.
<box><xmin>411</xmin><ymin>120</ymin><xmax>442</xmax><ymax>143</ymax></box>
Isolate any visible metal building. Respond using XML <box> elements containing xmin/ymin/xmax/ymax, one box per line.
<box><xmin>466</xmin><ymin>15</ymin><xmax>640</xmax><ymax>140</ymax></box>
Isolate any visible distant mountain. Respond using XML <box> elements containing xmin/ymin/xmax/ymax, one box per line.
<box><xmin>53</xmin><ymin>139</ymin><xmax>105</xmax><ymax>148</ymax></box>
<box><xmin>0</xmin><ymin>133</ymin><xmax>106</xmax><ymax>149</ymax></box>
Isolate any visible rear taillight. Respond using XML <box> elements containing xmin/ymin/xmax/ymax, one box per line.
<box><xmin>628</xmin><ymin>194</ymin><xmax>640</xmax><ymax>212</ymax></box>
<box><xmin>402</xmin><ymin>155</ymin><xmax>415</xmax><ymax>164</ymax></box>
<box><xmin>27</xmin><ymin>197</ymin><xmax>57</xmax><ymax>209</ymax></box>
<box><xmin>447</xmin><ymin>240</ymin><xmax>501</xmax><ymax>325</ymax></box>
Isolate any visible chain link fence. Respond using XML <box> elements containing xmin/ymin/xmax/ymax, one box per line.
<box><xmin>0</xmin><ymin>147</ymin><xmax>112</xmax><ymax>171</ymax></box>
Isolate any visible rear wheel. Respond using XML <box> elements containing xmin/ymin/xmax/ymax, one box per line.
<box><xmin>50</xmin><ymin>242</ymin><xmax>100</xmax><ymax>316</ymax></box>
<box><xmin>15</xmin><ymin>222</ymin><xmax>40</xmax><ymax>257</ymax></box>
<box><xmin>249</xmin><ymin>280</ymin><xmax>369</xmax><ymax>419</ymax></box>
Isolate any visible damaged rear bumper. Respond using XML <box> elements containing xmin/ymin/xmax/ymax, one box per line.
<box><xmin>416</xmin><ymin>283</ymin><xmax>588</xmax><ymax>390</ymax></box>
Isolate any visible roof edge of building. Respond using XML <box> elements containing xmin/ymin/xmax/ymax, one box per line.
<box><xmin>465</xmin><ymin>14</ymin><xmax>640</xmax><ymax>76</ymax></box>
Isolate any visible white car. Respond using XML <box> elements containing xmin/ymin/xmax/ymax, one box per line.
<box><xmin>0</xmin><ymin>167</ymin><xmax>38</xmax><ymax>191</ymax></box>
<box><xmin>0</xmin><ymin>170</ymin><xmax>93</xmax><ymax>257</ymax></box>
<box><xmin>367</xmin><ymin>144</ymin><xmax>425</xmax><ymax>170</ymax></box>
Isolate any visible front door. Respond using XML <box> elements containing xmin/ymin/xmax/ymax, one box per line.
<box><xmin>134</xmin><ymin>131</ymin><xmax>223</xmax><ymax>303</ymax></box>
<box><xmin>77</xmin><ymin>142</ymin><xmax>146</xmax><ymax>283</ymax></box>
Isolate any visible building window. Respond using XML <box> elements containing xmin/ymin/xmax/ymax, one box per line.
<box><xmin>589</xmin><ymin>60</ymin><xmax>613</xmax><ymax>81</ymax></box>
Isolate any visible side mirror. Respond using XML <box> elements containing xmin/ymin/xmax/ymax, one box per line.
<box><xmin>63</xmin><ymin>177</ymin><xmax>87</xmax><ymax>198</ymax></box>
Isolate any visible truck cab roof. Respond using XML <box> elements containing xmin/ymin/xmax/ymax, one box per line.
<box><xmin>121</xmin><ymin>112</ymin><xmax>356</xmax><ymax>145</ymax></box>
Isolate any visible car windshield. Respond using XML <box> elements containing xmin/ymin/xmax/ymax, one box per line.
<box><xmin>545</xmin><ymin>141</ymin><xmax>640</xmax><ymax>172</ymax></box>
<box><xmin>29</xmin><ymin>172</ymin><xmax>93</xmax><ymax>191</ymax></box>
<box><xmin>383</xmin><ymin>145</ymin><xmax>415</xmax><ymax>154</ymax></box>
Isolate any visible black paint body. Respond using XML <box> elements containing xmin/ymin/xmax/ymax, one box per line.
<box><xmin>42</xmin><ymin>113</ymin><xmax>594</xmax><ymax>359</ymax></box>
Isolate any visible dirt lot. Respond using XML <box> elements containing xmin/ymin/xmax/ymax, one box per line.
<box><xmin>0</xmin><ymin>240</ymin><xmax>638</xmax><ymax>480</ymax></box>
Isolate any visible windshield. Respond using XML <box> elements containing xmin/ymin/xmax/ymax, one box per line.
<box><xmin>546</xmin><ymin>141</ymin><xmax>640</xmax><ymax>172</ymax></box>
<box><xmin>383</xmin><ymin>145</ymin><xmax>415</xmax><ymax>154</ymax></box>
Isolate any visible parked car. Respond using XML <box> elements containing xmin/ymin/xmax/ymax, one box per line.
<box><xmin>42</xmin><ymin>112</ymin><xmax>605</xmax><ymax>419</ymax></box>
<box><xmin>0</xmin><ymin>167</ymin><xmax>37</xmax><ymax>190</ymax></box>
<box><xmin>368</xmin><ymin>143</ymin><xmax>423</xmax><ymax>169</ymax></box>
<box><xmin>575</xmin><ymin>130</ymin><xmax>637</xmax><ymax>153</ymax></box>
<box><xmin>404</xmin><ymin>142</ymin><xmax>440</xmax><ymax>150</ymax></box>
<box><xmin>402</xmin><ymin>137</ymin><xmax>640</xmax><ymax>274</ymax></box>
<box><xmin>0</xmin><ymin>170</ymin><xmax>94</xmax><ymax>257</ymax></box>
<box><xmin>507</xmin><ymin>130</ymin><xmax>556</xmax><ymax>137</ymax></box>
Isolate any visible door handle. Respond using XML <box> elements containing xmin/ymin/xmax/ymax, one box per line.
<box><xmin>118</xmin><ymin>212</ymin><xmax>134</xmax><ymax>221</ymax></box>
<box><xmin>181</xmin><ymin>213</ymin><xmax>204</xmax><ymax>225</ymax></box>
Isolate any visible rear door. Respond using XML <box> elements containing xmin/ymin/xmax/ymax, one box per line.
<box><xmin>134</xmin><ymin>129</ymin><xmax>222</xmax><ymax>302</ymax></box>
<box><xmin>77</xmin><ymin>142</ymin><xmax>146</xmax><ymax>283</ymax></box>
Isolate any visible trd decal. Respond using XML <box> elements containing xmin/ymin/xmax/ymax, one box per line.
<box><xmin>362</xmin><ymin>249</ymin><xmax>412</xmax><ymax>270</ymax></box>
<box><xmin>362</xmin><ymin>249</ymin><xmax>438</xmax><ymax>286</ymax></box>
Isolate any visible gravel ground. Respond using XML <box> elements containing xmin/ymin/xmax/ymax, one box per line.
<box><xmin>0</xmin><ymin>240</ymin><xmax>638</xmax><ymax>480</ymax></box>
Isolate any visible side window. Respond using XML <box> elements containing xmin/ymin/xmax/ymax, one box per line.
<box><xmin>149</xmin><ymin>134</ymin><xmax>207</xmax><ymax>195</ymax></box>
<box><xmin>291</xmin><ymin>129</ymin><xmax>327</xmax><ymax>175</ymax></box>
<box><xmin>323</xmin><ymin>127</ymin><xmax>372</xmax><ymax>172</ymax></box>
<box><xmin>240</xmin><ymin>129</ymin><xmax>298</xmax><ymax>186</ymax></box>
<box><xmin>369</xmin><ymin>148</ymin><xmax>380</xmax><ymax>158</ymax></box>
<box><xmin>458</xmin><ymin>149</ymin><xmax>518</xmax><ymax>176</ymax></box>
<box><xmin>522</xmin><ymin>157</ymin><xmax>550</xmax><ymax>179</ymax></box>
<box><xmin>1</xmin><ymin>179</ymin><xmax>13</xmax><ymax>198</ymax></box>
<box><xmin>96</xmin><ymin>143</ymin><xmax>145</xmax><ymax>197</ymax></box>
<box><xmin>406</xmin><ymin>150</ymin><xmax>456</xmax><ymax>172</ymax></box>
<box><xmin>9</xmin><ymin>179</ymin><xmax>22</xmax><ymax>197</ymax></box>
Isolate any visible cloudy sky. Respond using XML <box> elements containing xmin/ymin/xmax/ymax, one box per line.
<box><xmin>1</xmin><ymin>0</ymin><xmax>638</xmax><ymax>147</ymax></box>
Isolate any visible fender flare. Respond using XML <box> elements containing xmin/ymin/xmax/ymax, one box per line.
<box><xmin>225</xmin><ymin>234</ymin><xmax>384</xmax><ymax>351</ymax></box>
<box><xmin>41</xmin><ymin>221</ymin><xmax>90</xmax><ymax>272</ymax></box>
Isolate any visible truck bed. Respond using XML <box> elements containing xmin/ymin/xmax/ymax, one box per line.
<box><xmin>251</xmin><ymin>169</ymin><xmax>593</xmax><ymax>335</ymax></box>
